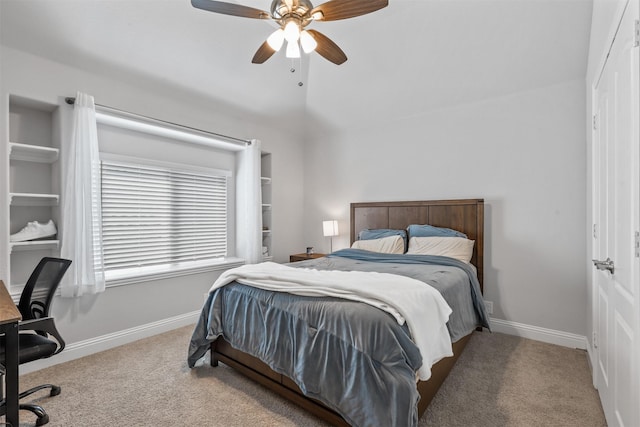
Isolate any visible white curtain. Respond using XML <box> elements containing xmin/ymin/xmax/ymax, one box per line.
<box><xmin>60</xmin><ymin>92</ymin><xmax>105</xmax><ymax>297</ymax></box>
<box><xmin>236</xmin><ymin>139</ymin><xmax>263</xmax><ymax>264</ymax></box>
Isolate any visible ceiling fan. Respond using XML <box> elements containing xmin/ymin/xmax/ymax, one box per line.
<box><xmin>191</xmin><ymin>0</ymin><xmax>388</xmax><ymax>65</ymax></box>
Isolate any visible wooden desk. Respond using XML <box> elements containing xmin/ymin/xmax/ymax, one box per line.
<box><xmin>0</xmin><ymin>280</ymin><xmax>21</xmax><ymax>426</ymax></box>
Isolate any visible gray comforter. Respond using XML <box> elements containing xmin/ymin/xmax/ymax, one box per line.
<box><xmin>299</xmin><ymin>249</ymin><xmax>489</xmax><ymax>341</ymax></box>
<box><xmin>188</xmin><ymin>250</ymin><xmax>489</xmax><ymax>427</ymax></box>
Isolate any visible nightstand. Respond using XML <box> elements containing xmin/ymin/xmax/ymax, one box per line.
<box><xmin>289</xmin><ymin>253</ymin><xmax>326</xmax><ymax>262</ymax></box>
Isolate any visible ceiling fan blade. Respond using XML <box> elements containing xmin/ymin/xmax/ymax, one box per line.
<box><xmin>191</xmin><ymin>0</ymin><xmax>270</xmax><ymax>19</ymax></box>
<box><xmin>252</xmin><ymin>41</ymin><xmax>277</xmax><ymax>64</ymax></box>
<box><xmin>310</xmin><ymin>0</ymin><xmax>388</xmax><ymax>21</ymax></box>
<box><xmin>307</xmin><ymin>30</ymin><xmax>347</xmax><ymax>65</ymax></box>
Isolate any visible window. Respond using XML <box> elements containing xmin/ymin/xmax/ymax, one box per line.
<box><xmin>100</xmin><ymin>156</ymin><xmax>230</xmax><ymax>281</ymax></box>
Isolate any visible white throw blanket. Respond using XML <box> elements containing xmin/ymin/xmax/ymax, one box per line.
<box><xmin>210</xmin><ymin>262</ymin><xmax>453</xmax><ymax>380</ymax></box>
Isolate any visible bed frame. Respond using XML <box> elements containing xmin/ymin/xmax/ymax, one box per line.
<box><xmin>211</xmin><ymin>198</ymin><xmax>485</xmax><ymax>426</ymax></box>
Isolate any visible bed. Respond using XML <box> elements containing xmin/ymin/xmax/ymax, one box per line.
<box><xmin>188</xmin><ymin>199</ymin><xmax>487</xmax><ymax>426</ymax></box>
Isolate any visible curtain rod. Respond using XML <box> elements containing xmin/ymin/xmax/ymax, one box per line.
<box><xmin>64</xmin><ymin>97</ymin><xmax>251</xmax><ymax>146</ymax></box>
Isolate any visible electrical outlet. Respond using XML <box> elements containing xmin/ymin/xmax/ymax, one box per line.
<box><xmin>484</xmin><ymin>300</ymin><xmax>493</xmax><ymax>315</ymax></box>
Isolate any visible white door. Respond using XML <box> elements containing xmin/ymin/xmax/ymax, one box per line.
<box><xmin>592</xmin><ymin>1</ymin><xmax>640</xmax><ymax>426</ymax></box>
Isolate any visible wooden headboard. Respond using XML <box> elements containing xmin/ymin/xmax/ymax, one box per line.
<box><xmin>350</xmin><ymin>199</ymin><xmax>484</xmax><ymax>292</ymax></box>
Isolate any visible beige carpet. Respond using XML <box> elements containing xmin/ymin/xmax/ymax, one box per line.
<box><xmin>4</xmin><ymin>326</ymin><xmax>606</xmax><ymax>427</ymax></box>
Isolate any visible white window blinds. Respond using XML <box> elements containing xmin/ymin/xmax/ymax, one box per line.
<box><xmin>101</xmin><ymin>159</ymin><xmax>228</xmax><ymax>273</ymax></box>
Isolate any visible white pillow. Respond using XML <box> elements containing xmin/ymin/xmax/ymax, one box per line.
<box><xmin>407</xmin><ymin>236</ymin><xmax>475</xmax><ymax>263</ymax></box>
<box><xmin>351</xmin><ymin>235</ymin><xmax>404</xmax><ymax>254</ymax></box>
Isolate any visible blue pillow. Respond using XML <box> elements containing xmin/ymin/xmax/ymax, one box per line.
<box><xmin>358</xmin><ymin>229</ymin><xmax>408</xmax><ymax>251</ymax></box>
<box><xmin>407</xmin><ymin>224</ymin><xmax>467</xmax><ymax>239</ymax></box>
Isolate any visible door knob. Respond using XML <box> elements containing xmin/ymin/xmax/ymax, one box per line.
<box><xmin>592</xmin><ymin>257</ymin><xmax>615</xmax><ymax>274</ymax></box>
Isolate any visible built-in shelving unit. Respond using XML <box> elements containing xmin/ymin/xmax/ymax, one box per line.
<box><xmin>4</xmin><ymin>95</ymin><xmax>62</xmax><ymax>290</ymax></box>
<box><xmin>261</xmin><ymin>152</ymin><xmax>272</xmax><ymax>261</ymax></box>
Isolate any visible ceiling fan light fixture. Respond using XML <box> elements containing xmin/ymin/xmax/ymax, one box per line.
<box><xmin>267</xmin><ymin>28</ymin><xmax>285</xmax><ymax>51</ymax></box>
<box><xmin>191</xmin><ymin>0</ymin><xmax>390</xmax><ymax>65</ymax></box>
<box><xmin>300</xmin><ymin>30</ymin><xmax>317</xmax><ymax>53</ymax></box>
<box><xmin>285</xmin><ymin>40</ymin><xmax>301</xmax><ymax>58</ymax></box>
<box><xmin>284</xmin><ymin>20</ymin><xmax>300</xmax><ymax>42</ymax></box>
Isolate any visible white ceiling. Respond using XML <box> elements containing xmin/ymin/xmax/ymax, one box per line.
<box><xmin>0</xmin><ymin>0</ymin><xmax>592</xmax><ymax>131</ymax></box>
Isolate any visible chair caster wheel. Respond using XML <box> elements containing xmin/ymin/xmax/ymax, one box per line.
<box><xmin>50</xmin><ymin>385</ymin><xmax>61</xmax><ymax>396</ymax></box>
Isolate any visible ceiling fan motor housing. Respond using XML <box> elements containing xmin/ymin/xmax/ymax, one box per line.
<box><xmin>270</xmin><ymin>0</ymin><xmax>314</xmax><ymax>23</ymax></box>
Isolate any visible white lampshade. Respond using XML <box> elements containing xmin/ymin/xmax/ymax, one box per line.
<box><xmin>323</xmin><ymin>220</ymin><xmax>339</xmax><ymax>237</ymax></box>
<box><xmin>300</xmin><ymin>30</ymin><xmax>317</xmax><ymax>53</ymax></box>
<box><xmin>267</xmin><ymin>28</ymin><xmax>285</xmax><ymax>51</ymax></box>
<box><xmin>284</xmin><ymin>20</ymin><xmax>300</xmax><ymax>42</ymax></box>
<box><xmin>286</xmin><ymin>40</ymin><xmax>301</xmax><ymax>58</ymax></box>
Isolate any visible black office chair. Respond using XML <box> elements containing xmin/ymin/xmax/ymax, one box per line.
<box><xmin>0</xmin><ymin>257</ymin><xmax>71</xmax><ymax>426</ymax></box>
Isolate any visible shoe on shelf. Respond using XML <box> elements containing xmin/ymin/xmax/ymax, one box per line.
<box><xmin>10</xmin><ymin>220</ymin><xmax>57</xmax><ymax>242</ymax></box>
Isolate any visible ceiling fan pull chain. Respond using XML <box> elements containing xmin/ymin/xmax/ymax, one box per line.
<box><xmin>298</xmin><ymin>56</ymin><xmax>304</xmax><ymax>87</ymax></box>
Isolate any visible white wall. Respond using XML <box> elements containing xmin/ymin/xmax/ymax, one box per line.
<box><xmin>303</xmin><ymin>79</ymin><xmax>588</xmax><ymax>337</ymax></box>
<box><xmin>0</xmin><ymin>46</ymin><xmax>305</xmax><ymax>347</ymax></box>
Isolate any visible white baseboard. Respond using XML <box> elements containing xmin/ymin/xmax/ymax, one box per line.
<box><xmin>490</xmin><ymin>317</ymin><xmax>588</xmax><ymax>350</ymax></box>
<box><xmin>20</xmin><ymin>310</ymin><xmax>201</xmax><ymax>375</ymax></box>
<box><xmin>21</xmin><ymin>313</ymin><xmax>587</xmax><ymax>375</ymax></box>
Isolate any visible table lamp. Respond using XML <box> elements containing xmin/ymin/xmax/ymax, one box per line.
<box><xmin>323</xmin><ymin>220</ymin><xmax>339</xmax><ymax>253</ymax></box>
